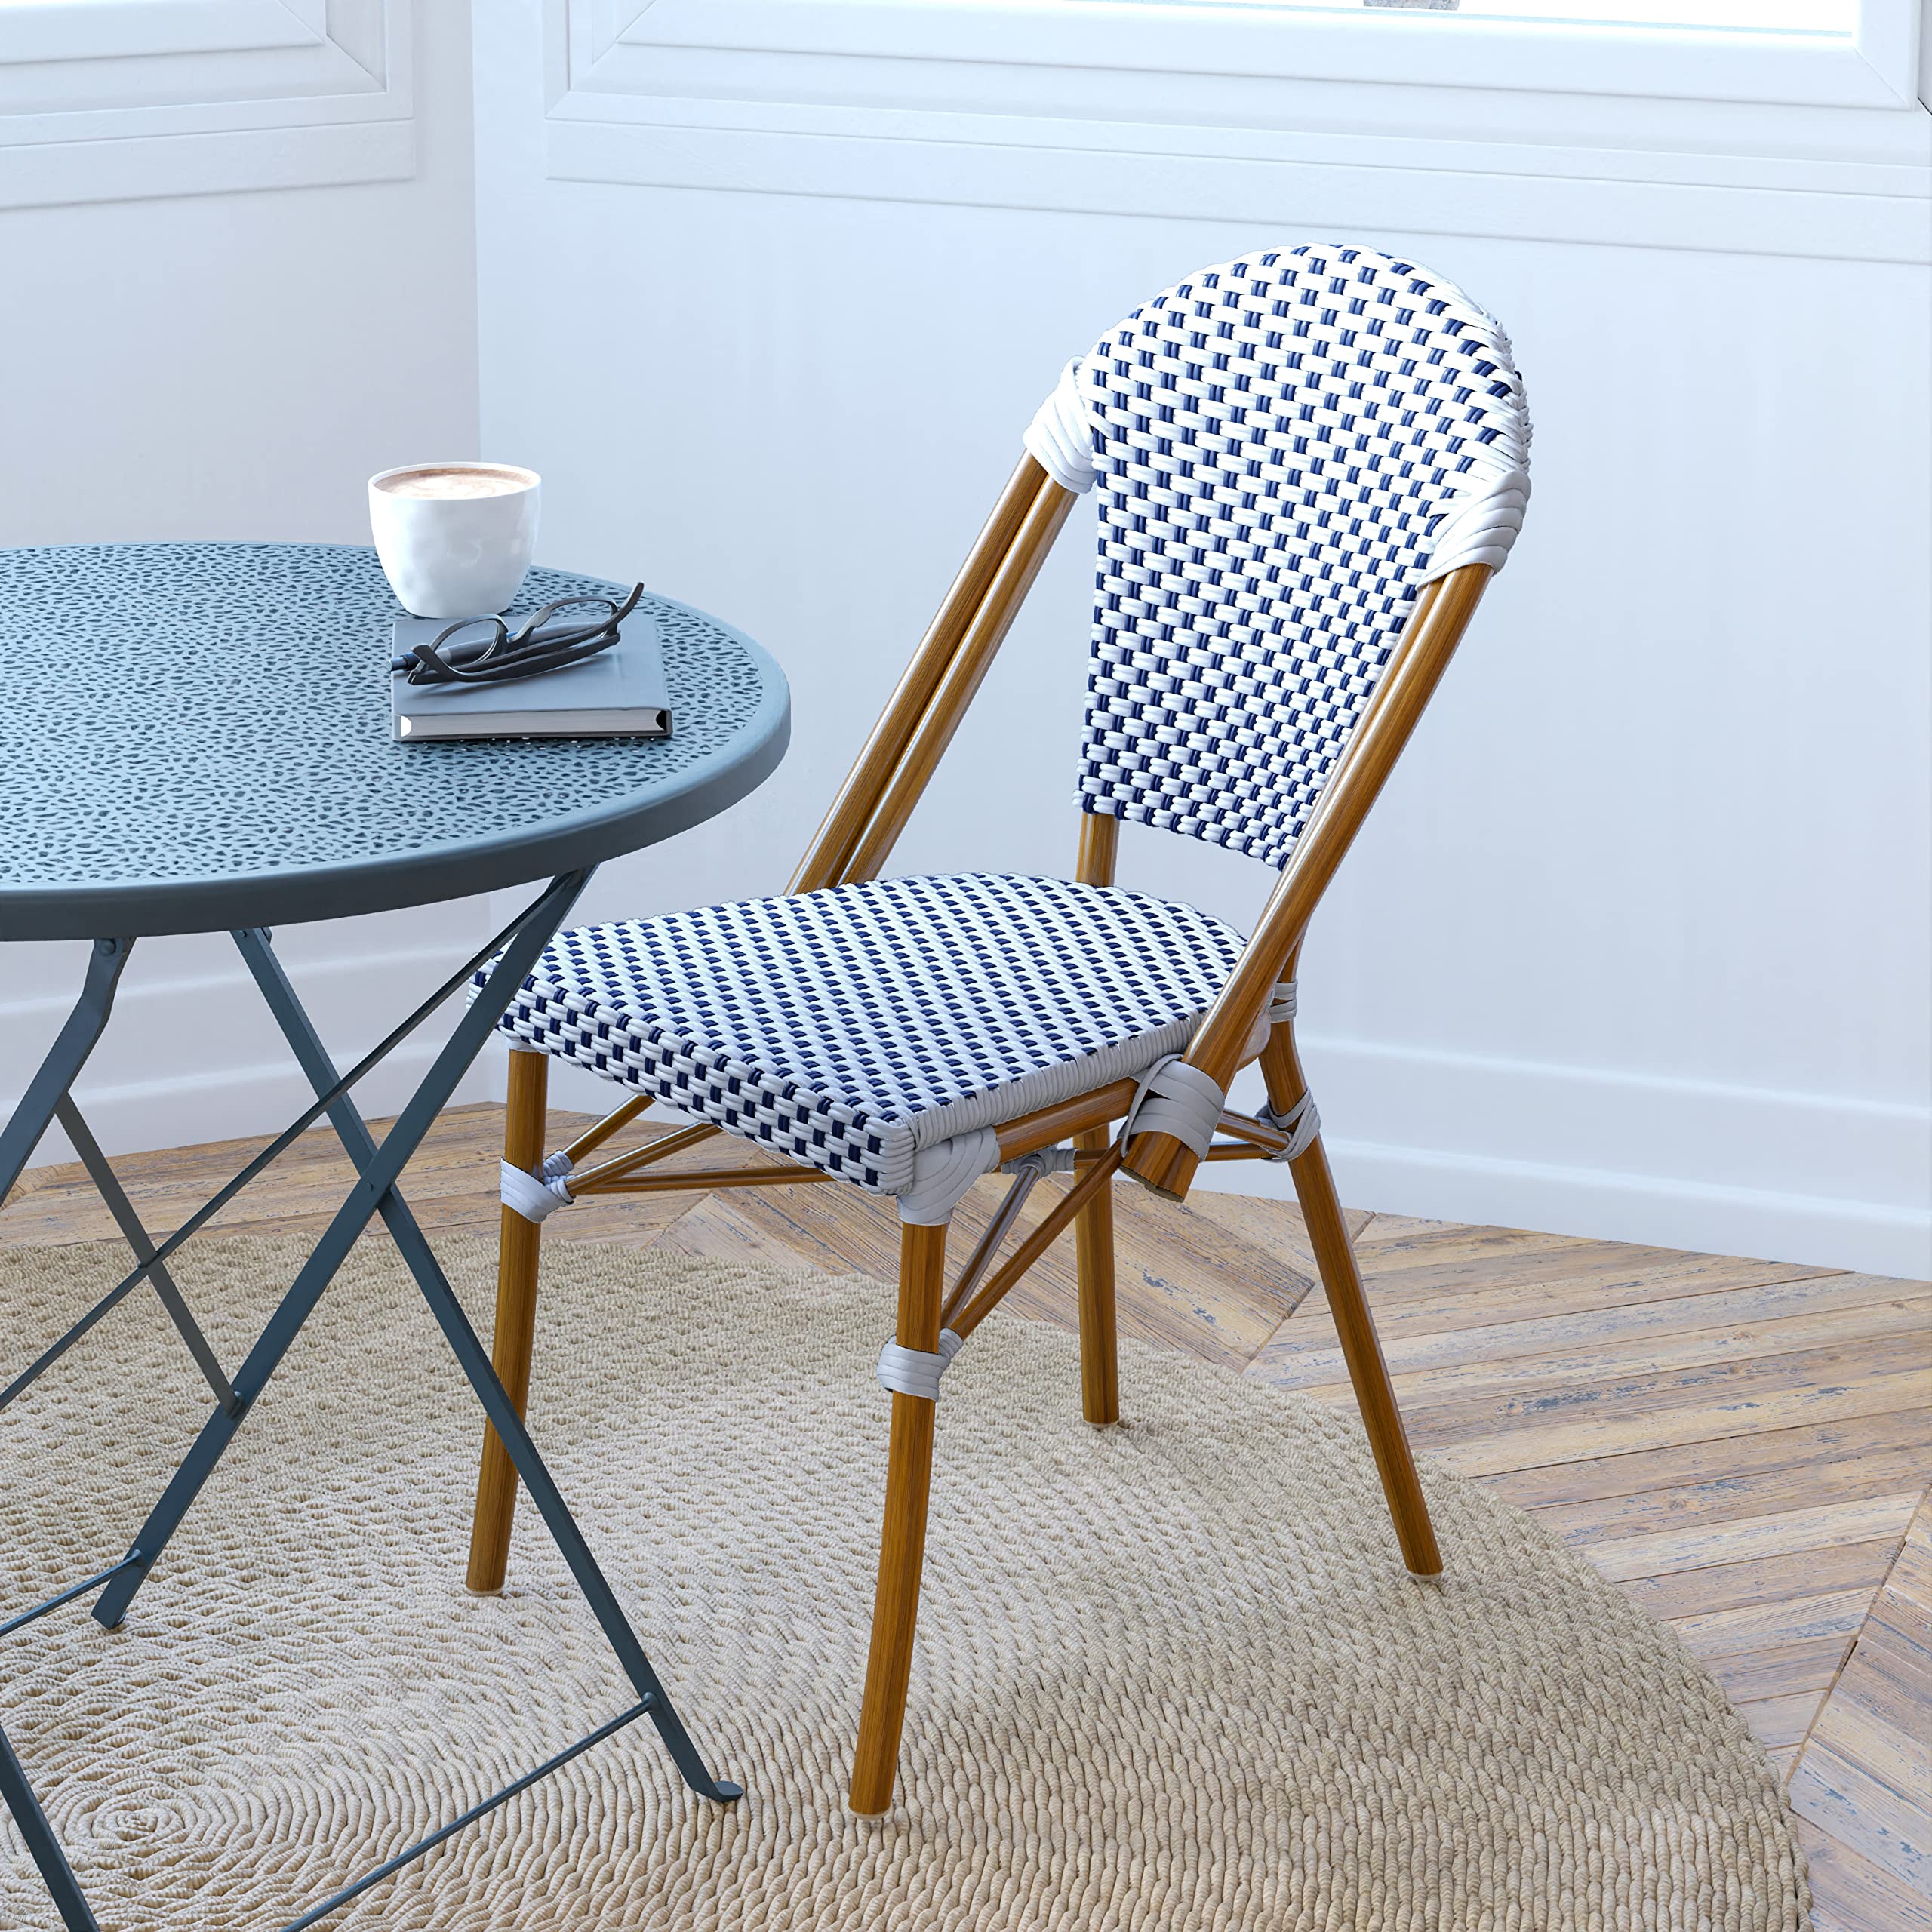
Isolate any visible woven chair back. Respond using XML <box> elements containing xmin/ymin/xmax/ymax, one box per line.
<box><xmin>1031</xmin><ymin>245</ymin><xmax>1531</xmax><ymax>870</ymax></box>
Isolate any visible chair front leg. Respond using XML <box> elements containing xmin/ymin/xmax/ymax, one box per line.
<box><xmin>466</xmin><ymin>1045</ymin><xmax>550</xmax><ymax>1594</ymax></box>
<box><xmin>1072</xmin><ymin>1124</ymin><xmax>1119</xmax><ymax>1425</ymax></box>
<box><xmin>849</xmin><ymin>1217</ymin><xmax>948</xmax><ymax>1814</ymax></box>
<box><xmin>1288</xmin><ymin>1134</ymin><xmax>1441</xmax><ymax>1578</ymax></box>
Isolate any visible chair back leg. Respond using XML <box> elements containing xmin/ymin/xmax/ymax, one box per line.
<box><xmin>1073</xmin><ymin>1124</ymin><xmax>1120</xmax><ymax>1425</ymax></box>
<box><xmin>849</xmin><ymin>1218</ymin><xmax>948</xmax><ymax>1814</ymax></box>
<box><xmin>1287</xmin><ymin>1134</ymin><xmax>1441</xmax><ymax>1577</ymax></box>
<box><xmin>466</xmin><ymin>1045</ymin><xmax>550</xmax><ymax>1594</ymax></box>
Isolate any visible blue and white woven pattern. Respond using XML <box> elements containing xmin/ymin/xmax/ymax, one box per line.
<box><xmin>486</xmin><ymin>874</ymin><xmax>1247</xmax><ymax>1196</ymax></box>
<box><xmin>1025</xmin><ymin>245</ymin><xmax>1531</xmax><ymax>869</ymax></box>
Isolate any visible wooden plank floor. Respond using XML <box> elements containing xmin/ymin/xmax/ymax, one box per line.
<box><xmin>5</xmin><ymin>1101</ymin><xmax>1927</xmax><ymax>1930</ymax></box>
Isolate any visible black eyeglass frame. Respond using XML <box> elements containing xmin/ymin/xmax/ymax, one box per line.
<box><xmin>392</xmin><ymin>583</ymin><xmax>646</xmax><ymax>688</ymax></box>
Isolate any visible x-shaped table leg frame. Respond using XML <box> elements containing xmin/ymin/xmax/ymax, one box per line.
<box><xmin>0</xmin><ymin>939</ymin><xmax>237</xmax><ymax>1418</ymax></box>
<box><xmin>0</xmin><ymin>871</ymin><xmax>740</xmax><ymax>1932</ymax></box>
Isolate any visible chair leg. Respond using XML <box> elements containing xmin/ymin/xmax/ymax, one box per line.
<box><xmin>466</xmin><ymin>1046</ymin><xmax>549</xmax><ymax>1595</ymax></box>
<box><xmin>1073</xmin><ymin>1124</ymin><xmax>1119</xmax><ymax>1425</ymax></box>
<box><xmin>848</xmin><ymin>1218</ymin><xmax>947</xmax><ymax>1815</ymax></box>
<box><xmin>1288</xmin><ymin>1134</ymin><xmax>1442</xmax><ymax>1577</ymax></box>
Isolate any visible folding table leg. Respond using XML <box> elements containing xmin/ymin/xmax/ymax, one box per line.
<box><xmin>2</xmin><ymin>873</ymin><xmax>738</xmax><ymax>1932</ymax></box>
<box><xmin>0</xmin><ymin>937</ymin><xmax>234</xmax><ymax>1421</ymax></box>
<box><xmin>4</xmin><ymin>909</ymin><xmax>546</xmax><ymax>1414</ymax></box>
<box><xmin>232</xmin><ymin>924</ymin><xmax>741</xmax><ymax>1802</ymax></box>
<box><xmin>0</xmin><ymin>1722</ymin><xmax>101</xmax><ymax>1932</ymax></box>
<box><xmin>0</xmin><ymin>940</ymin><xmax>163</xmax><ymax>1413</ymax></box>
<box><xmin>0</xmin><ymin>938</ymin><xmax>131</xmax><ymax>1205</ymax></box>
<box><xmin>88</xmin><ymin>873</ymin><xmax>586</xmax><ymax>1635</ymax></box>
<box><xmin>53</xmin><ymin>1096</ymin><xmax>238</xmax><ymax>1416</ymax></box>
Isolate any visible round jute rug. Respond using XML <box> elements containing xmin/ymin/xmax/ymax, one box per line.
<box><xmin>1</xmin><ymin>1235</ymin><xmax>1807</xmax><ymax>1931</ymax></box>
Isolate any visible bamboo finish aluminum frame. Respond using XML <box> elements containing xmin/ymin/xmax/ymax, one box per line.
<box><xmin>467</xmin><ymin>451</ymin><xmax>1497</xmax><ymax>1816</ymax></box>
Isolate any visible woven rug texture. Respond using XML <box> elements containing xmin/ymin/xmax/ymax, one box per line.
<box><xmin>0</xmin><ymin>1235</ymin><xmax>1808</xmax><ymax>1930</ymax></box>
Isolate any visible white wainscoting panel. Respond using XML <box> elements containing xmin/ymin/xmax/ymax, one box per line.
<box><xmin>0</xmin><ymin>0</ymin><xmax>415</xmax><ymax>208</ymax></box>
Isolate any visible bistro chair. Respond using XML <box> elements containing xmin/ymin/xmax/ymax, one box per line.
<box><xmin>463</xmin><ymin>245</ymin><xmax>1531</xmax><ymax>1814</ymax></box>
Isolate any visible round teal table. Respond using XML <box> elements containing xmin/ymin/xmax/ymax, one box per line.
<box><xmin>0</xmin><ymin>542</ymin><xmax>789</xmax><ymax>1932</ymax></box>
<box><xmin>0</xmin><ymin>542</ymin><xmax>789</xmax><ymax>940</ymax></box>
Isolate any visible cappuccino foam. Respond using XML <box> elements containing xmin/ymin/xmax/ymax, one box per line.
<box><xmin>377</xmin><ymin>465</ymin><xmax>533</xmax><ymax>501</ymax></box>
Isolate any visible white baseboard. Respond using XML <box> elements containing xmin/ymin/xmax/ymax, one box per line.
<box><xmin>545</xmin><ymin>1038</ymin><xmax>1930</xmax><ymax>1280</ymax></box>
<box><xmin>1217</xmin><ymin>1035</ymin><xmax>1932</xmax><ymax>1280</ymax></box>
<box><xmin>22</xmin><ymin>966</ymin><xmax>1919</xmax><ymax>1280</ymax></box>
<box><xmin>1198</xmin><ymin>1134</ymin><xmax>1931</xmax><ymax>1281</ymax></box>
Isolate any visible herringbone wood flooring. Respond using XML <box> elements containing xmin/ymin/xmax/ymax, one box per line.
<box><xmin>5</xmin><ymin>1104</ymin><xmax>1927</xmax><ymax>1929</ymax></box>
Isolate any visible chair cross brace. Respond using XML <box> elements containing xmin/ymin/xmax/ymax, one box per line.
<box><xmin>0</xmin><ymin>869</ymin><xmax>739</xmax><ymax>1932</ymax></box>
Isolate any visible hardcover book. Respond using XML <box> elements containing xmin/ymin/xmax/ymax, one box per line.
<box><xmin>390</xmin><ymin>614</ymin><xmax>672</xmax><ymax>742</ymax></box>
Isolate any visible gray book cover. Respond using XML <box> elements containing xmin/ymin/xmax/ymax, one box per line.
<box><xmin>391</xmin><ymin>613</ymin><xmax>672</xmax><ymax>741</ymax></box>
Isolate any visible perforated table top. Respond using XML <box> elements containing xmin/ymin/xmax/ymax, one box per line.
<box><xmin>0</xmin><ymin>543</ymin><xmax>790</xmax><ymax>940</ymax></box>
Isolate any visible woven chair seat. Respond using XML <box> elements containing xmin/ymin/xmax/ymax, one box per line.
<box><xmin>486</xmin><ymin>872</ymin><xmax>1247</xmax><ymax>1198</ymax></box>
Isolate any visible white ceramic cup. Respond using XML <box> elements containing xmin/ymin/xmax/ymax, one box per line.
<box><xmin>368</xmin><ymin>461</ymin><xmax>541</xmax><ymax>618</ymax></box>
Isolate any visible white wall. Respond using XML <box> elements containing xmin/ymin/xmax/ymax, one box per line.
<box><xmin>0</xmin><ymin>0</ymin><xmax>490</xmax><ymax>1172</ymax></box>
<box><xmin>473</xmin><ymin>6</ymin><xmax>1932</xmax><ymax>1277</ymax></box>
<box><xmin>5</xmin><ymin>0</ymin><xmax>1925</xmax><ymax>1280</ymax></box>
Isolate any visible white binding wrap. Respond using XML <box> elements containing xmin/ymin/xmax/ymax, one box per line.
<box><xmin>1244</xmin><ymin>978</ymin><xmax>1301</xmax><ymax>1061</ymax></box>
<box><xmin>1121</xmin><ymin>1056</ymin><xmax>1223</xmax><ymax>1160</ymax></box>
<box><xmin>500</xmin><ymin>1157</ymin><xmax>573</xmax><ymax>1222</ymax></box>
<box><xmin>1418</xmin><ymin>329</ymin><xmax>1530</xmax><ymax>583</ymax></box>
<box><xmin>1418</xmin><ymin>416</ymin><xmax>1531</xmax><ymax>585</ymax></box>
<box><xmin>877</xmin><ymin>1327</ymin><xmax>965</xmax><ymax>1402</ymax></box>
<box><xmin>894</xmin><ymin>1125</ymin><xmax>1002</xmax><ymax>1226</ymax></box>
<box><xmin>1023</xmin><ymin>360</ymin><xmax>1101</xmax><ymax>496</ymax></box>
<box><xmin>1001</xmin><ymin>1144</ymin><xmax>1076</xmax><ymax>1178</ymax></box>
<box><xmin>1256</xmin><ymin>1091</ymin><xmax>1322</xmax><ymax>1162</ymax></box>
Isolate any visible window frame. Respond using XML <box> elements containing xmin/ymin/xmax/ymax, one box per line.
<box><xmin>578</xmin><ymin>0</ymin><xmax>1925</xmax><ymax>111</ymax></box>
<box><xmin>541</xmin><ymin>0</ymin><xmax>1930</xmax><ymax>266</ymax></box>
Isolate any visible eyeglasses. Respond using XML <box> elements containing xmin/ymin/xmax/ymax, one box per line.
<box><xmin>391</xmin><ymin>583</ymin><xmax>645</xmax><ymax>688</ymax></box>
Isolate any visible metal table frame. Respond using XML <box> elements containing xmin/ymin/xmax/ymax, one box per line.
<box><xmin>0</xmin><ymin>869</ymin><xmax>742</xmax><ymax>1932</ymax></box>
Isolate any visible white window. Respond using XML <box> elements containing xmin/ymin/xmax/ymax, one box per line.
<box><xmin>544</xmin><ymin>0</ymin><xmax>1929</xmax><ymax>266</ymax></box>
<box><xmin>1254</xmin><ymin>0</ymin><xmax>1852</xmax><ymax>26</ymax></box>
<box><xmin>1143</xmin><ymin>0</ymin><xmax>1915</xmax><ymax>94</ymax></box>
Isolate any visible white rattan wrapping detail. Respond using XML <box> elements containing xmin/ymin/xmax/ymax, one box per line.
<box><xmin>1047</xmin><ymin>244</ymin><xmax>1530</xmax><ymax>870</ymax></box>
<box><xmin>897</xmin><ymin>1127</ymin><xmax>1002</xmax><ymax>1226</ymax></box>
<box><xmin>1023</xmin><ymin>361</ymin><xmax>1103</xmax><ymax>495</ymax></box>
<box><xmin>1001</xmin><ymin>1145</ymin><xmax>1077</xmax><ymax>1178</ymax></box>
<box><xmin>481</xmin><ymin>873</ymin><xmax>1248</xmax><ymax>1201</ymax></box>
<box><xmin>1121</xmin><ymin>1056</ymin><xmax>1225</xmax><ymax>1160</ymax></box>
<box><xmin>877</xmin><ymin>1329</ymin><xmax>966</xmax><ymax>1402</ymax></box>
<box><xmin>1241</xmin><ymin>979</ymin><xmax>1305</xmax><ymax>1063</ymax></box>
<box><xmin>1255</xmin><ymin>1091</ymin><xmax>1321</xmax><ymax>1162</ymax></box>
<box><xmin>500</xmin><ymin>1158</ymin><xmax>573</xmax><ymax>1222</ymax></box>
